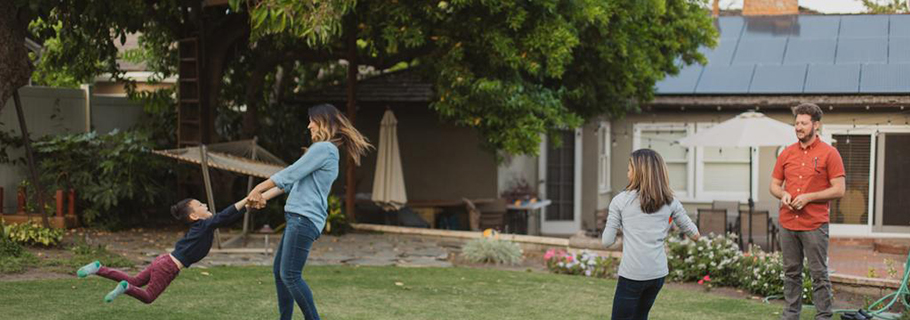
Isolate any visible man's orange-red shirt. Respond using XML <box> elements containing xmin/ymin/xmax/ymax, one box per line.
<box><xmin>771</xmin><ymin>138</ymin><xmax>845</xmax><ymax>231</ymax></box>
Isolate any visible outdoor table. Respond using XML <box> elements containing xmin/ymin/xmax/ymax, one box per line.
<box><xmin>505</xmin><ymin>200</ymin><xmax>552</xmax><ymax>236</ymax></box>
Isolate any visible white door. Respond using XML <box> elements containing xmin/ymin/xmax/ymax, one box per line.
<box><xmin>538</xmin><ymin>128</ymin><xmax>582</xmax><ymax>235</ymax></box>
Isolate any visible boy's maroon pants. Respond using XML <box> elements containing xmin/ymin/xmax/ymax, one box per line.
<box><xmin>96</xmin><ymin>254</ymin><xmax>180</xmax><ymax>304</ymax></box>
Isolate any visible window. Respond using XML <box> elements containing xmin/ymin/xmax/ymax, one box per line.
<box><xmin>598</xmin><ymin>122</ymin><xmax>611</xmax><ymax>193</ymax></box>
<box><xmin>633</xmin><ymin>123</ymin><xmax>694</xmax><ymax>200</ymax></box>
<box><xmin>695</xmin><ymin>123</ymin><xmax>754</xmax><ymax>202</ymax></box>
<box><xmin>830</xmin><ymin>134</ymin><xmax>871</xmax><ymax>225</ymax></box>
<box><xmin>633</xmin><ymin>122</ymin><xmax>758</xmax><ymax>203</ymax></box>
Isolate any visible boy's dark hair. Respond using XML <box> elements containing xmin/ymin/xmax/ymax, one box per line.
<box><xmin>792</xmin><ymin>103</ymin><xmax>823</xmax><ymax>122</ymax></box>
<box><xmin>170</xmin><ymin>198</ymin><xmax>195</xmax><ymax>223</ymax></box>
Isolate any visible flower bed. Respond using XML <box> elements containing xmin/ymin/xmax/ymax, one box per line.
<box><xmin>544</xmin><ymin>249</ymin><xmax>618</xmax><ymax>278</ymax></box>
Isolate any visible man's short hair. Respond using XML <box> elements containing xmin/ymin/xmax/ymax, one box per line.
<box><xmin>792</xmin><ymin>103</ymin><xmax>823</xmax><ymax>122</ymax></box>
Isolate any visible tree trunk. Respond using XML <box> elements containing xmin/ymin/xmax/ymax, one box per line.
<box><xmin>344</xmin><ymin>18</ymin><xmax>358</xmax><ymax>222</ymax></box>
<box><xmin>0</xmin><ymin>2</ymin><xmax>33</xmax><ymax>114</ymax></box>
<box><xmin>202</xmin><ymin>14</ymin><xmax>249</xmax><ymax>143</ymax></box>
<box><xmin>241</xmin><ymin>58</ymin><xmax>278</xmax><ymax>139</ymax></box>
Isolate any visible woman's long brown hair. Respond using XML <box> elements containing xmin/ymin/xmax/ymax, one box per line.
<box><xmin>626</xmin><ymin>149</ymin><xmax>675</xmax><ymax>214</ymax></box>
<box><xmin>308</xmin><ymin>104</ymin><xmax>373</xmax><ymax>165</ymax></box>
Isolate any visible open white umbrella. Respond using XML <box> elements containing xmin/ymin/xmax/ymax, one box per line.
<box><xmin>372</xmin><ymin>109</ymin><xmax>407</xmax><ymax>211</ymax></box>
<box><xmin>677</xmin><ymin>111</ymin><xmax>796</xmax><ymax>246</ymax></box>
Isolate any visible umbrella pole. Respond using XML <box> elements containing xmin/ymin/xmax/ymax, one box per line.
<box><xmin>748</xmin><ymin>146</ymin><xmax>755</xmax><ymax>249</ymax></box>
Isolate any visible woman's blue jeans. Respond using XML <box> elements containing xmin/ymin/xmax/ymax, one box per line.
<box><xmin>274</xmin><ymin>212</ymin><xmax>321</xmax><ymax>320</ymax></box>
<box><xmin>611</xmin><ymin>276</ymin><xmax>665</xmax><ymax>320</ymax></box>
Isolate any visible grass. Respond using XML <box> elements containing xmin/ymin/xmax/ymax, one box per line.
<box><xmin>41</xmin><ymin>242</ymin><xmax>134</xmax><ymax>273</ymax></box>
<box><xmin>0</xmin><ymin>242</ymin><xmax>133</xmax><ymax>275</ymax></box>
<box><xmin>0</xmin><ymin>265</ymin><xmax>837</xmax><ymax>320</ymax></box>
<box><xmin>0</xmin><ymin>251</ymin><xmax>40</xmax><ymax>273</ymax></box>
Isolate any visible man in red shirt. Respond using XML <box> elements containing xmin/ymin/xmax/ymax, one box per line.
<box><xmin>771</xmin><ymin>103</ymin><xmax>845</xmax><ymax>320</ymax></box>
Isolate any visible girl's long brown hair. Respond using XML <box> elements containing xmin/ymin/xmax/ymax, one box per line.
<box><xmin>308</xmin><ymin>104</ymin><xmax>373</xmax><ymax>165</ymax></box>
<box><xmin>626</xmin><ymin>149</ymin><xmax>675</xmax><ymax>214</ymax></box>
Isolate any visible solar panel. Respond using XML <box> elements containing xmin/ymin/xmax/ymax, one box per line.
<box><xmin>889</xmin><ymin>15</ymin><xmax>910</xmax><ymax>37</ymax></box>
<box><xmin>890</xmin><ymin>38</ymin><xmax>910</xmax><ymax>63</ymax></box>
<box><xmin>695</xmin><ymin>65</ymin><xmax>755</xmax><ymax>94</ymax></box>
<box><xmin>655</xmin><ymin>64</ymin><xmax>703</xmax><ymax>94</ymax></box>
<box><xmin>701</xmin><ymin>38</ymin><xmax>738</xmax><ymax>66</ymax></box>
<box><xmin>716</xmin><ymin>17</ymin><xmax>745</xmax><ymax>39</ymax></box>
<box><xmin>749</xmin><ymin>65</ymin><xmax>807</xmax><ymax>93</ymax></box>
<box><xmin>732</xmin><ymin>38</ymin><xmax>787</xmax><ymax>65</ymax></box>
<box><xmin>742</xmin><ymin>16</ymin><xmax>796</xmax><ymax>39</ymax></box>
<box><xmin>836</xmin><ymin>38</ymin><xmax>887</xmax><ymax>64</ymax></box>
<box><xmin>859</xmin><ymin>64</ymin><xmax>910</xmax><ymax>93</ymax></box>
<box><xmin>784</xmin><ymin>38</ymin><xmax>836</xmax><ymax>65</ymax></box>
<box><xmin>839</xmin><ymin>15</ymin><xmax>889</xmax><ymax>38</ymax></box>
<box><xmin>804</xmin><ymin>64</ymin><xmax>860</xmax><ymax>93</ymax></box>
<box><xmin>790</xmin><ymin>15</ymin><xmax>841</xmax><ymax>39</ymax></box>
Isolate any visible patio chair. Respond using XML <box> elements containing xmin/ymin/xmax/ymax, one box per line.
<box><xmin>740</xmin><ymin>210</ymin><xmax>771</xmax><ymax>252</ymax></box>
<box><xmin>697</xmin><ymin>208</ymin><xmax>728</xmax><ymax>238</ymax></box>
<box><xmin>755</xmin><ymin>200</ymin><xmax>781</xmax><ymax>251</ymax></box>
<box><xmin>462</xmin><ymin>198</ymin><xmax>506</xmax><ymax>231</ymax></box>
<box><xmin>712</xmin><ymin>200</ymin><xmax>741</xmax><ymax>234</ymax></box>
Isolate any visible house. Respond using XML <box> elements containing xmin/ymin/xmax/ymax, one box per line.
<box><xmin>293</xmin><ymin>71</ymin><xmax>604</xmax><ymax>235</ymax></box>
<box><xmin>630</xmin><ymin>9</ymin><xmax>910</xmax><ymax>238</ymax></box>
<box><xmin>297</xmin><ymin>1</ymin><xmax>910</xmax><ymax>239</ymax></box>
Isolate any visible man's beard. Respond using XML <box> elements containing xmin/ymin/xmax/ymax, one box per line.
<box><xmin>798</xmin><ymin>129</ymin><xmax>816</xmax><ymax>143</ymax></box>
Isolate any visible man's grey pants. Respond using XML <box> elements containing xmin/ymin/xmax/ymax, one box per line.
<box><xmin>779</xmin><ymin>223</ymin><xmax>833</xmax><ymax>320</ymax></box>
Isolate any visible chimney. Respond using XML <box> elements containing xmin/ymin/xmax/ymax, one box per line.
<box><xmin>742</xmin><ymin>0</ymin><xmax>798</xmax><ymax>16</ymax></box>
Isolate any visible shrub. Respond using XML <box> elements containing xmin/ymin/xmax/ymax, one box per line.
<box><xmin>3</xmin><ymin>221</ymin><xmax>64</xmax><ymax>247</ymax></box>
<box><xmin>666</xmin><ymin>232</ymin><xmax>743</xmax><ymax>287</ymax></box>
<box><xmin>33</xmin><ymin>130</ymin><xmax>173</xmax><ymax>228</ymax></box>
<box><xmin>544</xmin><ymin>249</ymin><xmax>618</xmax><ymax>278</ymax></box>
<box><xmin>737</xmin><ymin>249</ymin><xmax>815</xmax><ymax>305</ymax></box>
<box><xmin>323</xmin><ymin>195</ymin><xmax>350</xmax><ymax>236</ymax></box>
<box><xmin>0</xmin><ymin>220</ymin><xmax>40</xmax><ymax>274</ymax></box>
<box><xmin>462</xmin><ymin>238</ymin><xmax>523</xmax><ymax>265</ymax></box>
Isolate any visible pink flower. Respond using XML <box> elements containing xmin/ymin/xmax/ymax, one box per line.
<box><xmin>565</xmin><ymin>255</ymin><xmax>574</xmax><ymax>262</ymax></box>
<box><xmin>698</xmin><ymin>279</ymin><xmax>704</xmax><ymax>285</ymax></box>
<box><xmin>703</xmin><ymin>275</ymin><xmax>711</xmax><ymax>282</ymax></box>
<box><xmin>544</xmin><ymin>249</ymin><xmax>555</xmax><ymax>261</ymax></box>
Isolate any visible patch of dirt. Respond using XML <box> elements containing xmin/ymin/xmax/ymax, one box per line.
<box><xmin>450</xmin><ymin>253</ymin><xmax>548</xmax><ymax>273</ymax></box>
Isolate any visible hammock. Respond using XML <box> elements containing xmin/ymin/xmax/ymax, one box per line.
<box><xmin>152</xmin><ymin>140</ymin><xmax>287</xmax><ymax>178</ymax></box>
<box><xmin>153</xmin><ymin>139</ymin><xmax>288</xmax><ymax>252</ymax></box>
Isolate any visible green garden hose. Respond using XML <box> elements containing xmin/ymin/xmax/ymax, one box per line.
<box><xmin>832</xmin><ymin>250</ymin><xmax>910</xmax><ymax>320</ymax></box>
<box><xmin>762</xmin><ymin>252</ymin><xmax>910</xmax><ymax>320</ymax></box>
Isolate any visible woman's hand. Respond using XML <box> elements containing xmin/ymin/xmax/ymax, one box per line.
<box><xmin>247</xmin><ymin>190</ymin><xmax>266</xmax><ymax>209</ymax></box>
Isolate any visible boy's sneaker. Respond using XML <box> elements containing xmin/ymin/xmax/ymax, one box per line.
<box><xmin>104</xmin><ymin>281</ymin><xmax>129</xmax><ymax>303</ymax></box>
<box><xmin>77</xmin><ymin>261</ymin><xmax>101</xmax><ymax>278</ymax></box>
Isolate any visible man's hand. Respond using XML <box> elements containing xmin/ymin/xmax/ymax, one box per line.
<box><xmin>791</xmin><ymin>194</ymin><xmax>814</xmax><ymax>211</ymax></box>
<box><xmin>780</xmin><ymin>192</ymin><xmax>794</xmax><ymax>210</ymax></box>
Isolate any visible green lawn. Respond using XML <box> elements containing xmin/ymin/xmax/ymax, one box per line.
<box><xmin>0</xmin><ymin>265</ymin><xmax>831</xmax><ymax>320</ymax></box>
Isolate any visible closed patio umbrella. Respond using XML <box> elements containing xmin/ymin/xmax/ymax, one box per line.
<box><xmin>372</xmin><ymin>109</ymin><xmax>407</xmax><ymax>211</ymax></box>
<box><xmin>677</xmin><ymin>110</ymin><xmax>796</xmax><ymax>246</ymax></box>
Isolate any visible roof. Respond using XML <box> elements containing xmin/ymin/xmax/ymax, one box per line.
<box><xmin>296</xmin><ymin>70</ymin><xmax>434</xmax><ymax>103</ymax></box>
<box><xmin>655</xmin><ymin>14</ymin><xmax>910</xmax><ymax>95</ymax></box>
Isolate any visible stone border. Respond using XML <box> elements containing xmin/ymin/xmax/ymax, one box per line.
<box><xmin>351</xmin><ymin>224</ymin><xmax>624</xmax><ymax>258</ymax></box>
<box><xmin>353</xmin><ymin>224</ymin><xmax>904</xmax><ymax>292</ymax></box>
<box><xmin>830</xmin><ymin>274</ymin><xmax>904</xmax><ymax>298</ymax></box>
<box><xmin>351</xmin><ymin>223</ymin><xmax>569</xmax><ymax>246</ymax></box>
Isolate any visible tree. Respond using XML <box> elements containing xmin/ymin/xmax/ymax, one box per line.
<box><xmin>240</xmin><ymin>0</ymin><xmax>717</xmax><ymax>155</ymax></box>
<box><xmin>0</xmin><ymin>0</ymin><xmax>35</xmax><ymax>114</ymax></box>
<box><xmin>861</xmin><ymin>0</ymin><xmax>909</xmax><ymax>13</ymax></box>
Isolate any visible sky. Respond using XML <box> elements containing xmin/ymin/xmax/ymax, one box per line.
<box><xmin>718</xmin><ymin>0</ymin><xmax>870</xmax><ymax>14</ymax></box>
